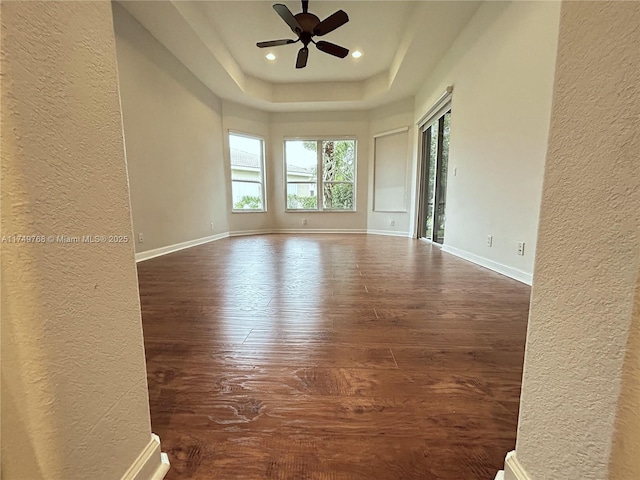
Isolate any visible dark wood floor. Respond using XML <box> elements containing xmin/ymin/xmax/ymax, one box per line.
<box><xmin>137</xmin><ymin>234</ymin><xmax>530</xmax><ymax>480</ymax></box>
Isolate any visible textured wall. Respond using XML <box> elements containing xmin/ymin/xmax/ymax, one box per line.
<box><xmin>414</xmin><ymin>1</ymin><xmax>561</xmax><ymax>279</ymax></box>
<box><xmin>1</xmin><ymin>2</ymin><xmax>154</xmax><ymax>478</ymax></box>
<box><xmin>516</xmin><ymin>2</ymin><xmax>640</xmax><ymax>479</ymax></box>
<box><xmin>113</xmin><ymin>3</ymin><xmax>229</xmax><ymax>252</ymax></box>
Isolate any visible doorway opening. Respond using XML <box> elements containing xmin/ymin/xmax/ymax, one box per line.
<box><xmin>418</xmin><ymin>109</ymin><xmax>451</xmax><ymax>244</ymax></box>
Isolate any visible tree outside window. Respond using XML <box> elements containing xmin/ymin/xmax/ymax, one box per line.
<box><xmin>285</xmin><ymin>139</ymin><xmax>356</xmax><ymax>211</ymax></box>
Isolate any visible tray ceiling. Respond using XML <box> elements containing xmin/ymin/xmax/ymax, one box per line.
<box><xmin>118</xmin><ymin>1</ymin><xmax>482</xmax><ymax>111</ymax></box>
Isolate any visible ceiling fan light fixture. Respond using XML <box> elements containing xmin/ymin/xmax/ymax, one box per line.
<box><xmin>351</xmin><ymin>50</ymin><xmax>362</xmax><ymax>58</ymax></box>
<box><xmin>257</xmin><ymin>1</ymin><xmax>350</xmax><ymax>69</ymax></box>
<box><xmin>266</xmin><ymin>53</ymin><xmax>276</xmax><ymax>60</ymax></box>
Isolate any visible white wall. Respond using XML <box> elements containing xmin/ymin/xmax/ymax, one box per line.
<box><xmin>508</xmin><ymin>2</ymin><xmax>640</xmax><ymax>479</ymax></box>
<box><xmin>368</xmin><ymin>98</ymin><xmax>415</xmax><ymax>236</ymax></box>
<box><xmin>113</xmin><ymin>3</ymin><xmax>229</xmax><ymax>253</ymax></box>
<box><xmin>269</xmin><ymin>111</ymin><xmax>370</xmax><ymax>232</ymax></box>
<box><xmin>1</xmin><ymin>2</ymin><xmax>160</xmax><ymax>478</ymax></box>
<box><xmin>414</xmin><ymin>1</ymin><xmax>561</xmax><ymax>284</ymax></box>
<box><xmin>221</xmin><ymin>100</ymin><xmax>274</xmax><ymax>234</ymax></box>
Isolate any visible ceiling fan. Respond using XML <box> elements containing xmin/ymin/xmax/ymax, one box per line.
<box><xmin>256</xmin><ymin>0</ymin><xmax>350</xmax><ymax>69</ymax></box>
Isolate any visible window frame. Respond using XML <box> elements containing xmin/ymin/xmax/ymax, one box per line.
<box><xmin>284</xmin><ymin>137</ymin><xmax>357</xmax><ymax>213</ymax></box>
<box><xmin>229</xmin><ymin>130</ymin><xmax>267</xmax><ymax>213</ymax></box>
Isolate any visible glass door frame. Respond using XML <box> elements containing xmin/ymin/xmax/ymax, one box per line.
<box><xmin>417</xmin><ymin>108</ymin><xmax>451</xmax><ymax>243</ymax></box>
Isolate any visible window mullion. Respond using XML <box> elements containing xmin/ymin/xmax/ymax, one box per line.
<box><xmin>317</xmin><ymin>140</ymin><xmax>322</xmax><ymax>211</ymax></box>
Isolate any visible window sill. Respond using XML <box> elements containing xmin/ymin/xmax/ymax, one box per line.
<box><xmin>231</xmin><ymin>210</ymin><xmax>267</xmax><ymax>214</ymax></box>
<box><xmin>284</xmin><ymin>209</ymin><xmax>356</xmax><ymax>213</ymax></box>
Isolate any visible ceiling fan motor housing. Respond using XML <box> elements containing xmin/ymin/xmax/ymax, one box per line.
<box><xmin>294</xmin><ymin>13</ymin><xmax>320</xmax><ymax>44</ymax></box>
<box><xmin>295</xmin><ymin>13</ymin><xmax>320</xmax><ymax>33</ymax></box>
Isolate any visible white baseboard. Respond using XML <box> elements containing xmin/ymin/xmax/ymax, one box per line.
<box><xmin>441</xmin><ymin>244</ymin><xmax>532</xmax><ymax>285</ymax></box>
<box><xmin>503</xmin><ymin>451</ymin><xmax>531</xmax><ymax>480</ymax></box>
<box><xmin>229</xmin><ymin>229</ymin><xmax>273</xmax><ymax>237</ymax></box>
<box><xmin>495</xmin><ymin>471</ymin><xmax>505</xmax><ymax>480</ymax></box>
<box><xmin>273</xmin><ymin>228</ymin><xmax>367</xmax><ymax>234</ymax></box>
<box><xmin>120</xmin><ymin>434</ymin><xmax>169</xmax><ymax>480</ymax></box>
<box><xmin>367</xmin><ymin>229</ymin><xmax>412</xmax><ymax>237</ymax></box>
<box><xmin>135</xmin><ymin>232</ymin><xmax>229</xmax><ymax>262</ymax></box>
<box><xmin>230</xmin><ymin>228</ymin><xmax>368</xmax><ymax>236</ymax></box>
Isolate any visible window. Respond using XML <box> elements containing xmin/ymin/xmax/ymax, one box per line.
<box><xmin>285</xmin><ymin>139</ymin><xmax>356</xmax><ymax>211</ymax></box>
<box><xmin>229</xmin><ymin>132</ymin><xmax>266</xmax><ymax>212</ymax></box>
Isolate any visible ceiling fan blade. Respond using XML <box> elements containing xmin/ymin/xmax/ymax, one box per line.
<box><xmin>296</xmin><ymin>47</ymin><xmax>309</xmax><ymax>68</ymax></box>
<box><xmin>273</xmin><ymin>4</ymin><xmax>303</xmax><ymax>34</ymax></box>
<box><xmin>257</xmin><ymin>39</ymin><xmax>297</xmax><ymax>48</ymax></box>
<box><xmin>313</xmin><ymin>10</ymin><xmax>349</xmax><ymax>36</ymax></box>
<box><xmin>316</xmin><ymin>40</ymin><xmax>349</xmax><ymax>58</ymax></box>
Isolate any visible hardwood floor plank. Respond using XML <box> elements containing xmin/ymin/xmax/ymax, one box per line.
<box><xmin>146</xmin><ymin>344</ymin><xmax>399</xmax><ymax>370</ymax></box>
<box><xmin>146</xmin><ymin>365</ymin><xmax>523</xmax><ymax>399</ymax></box>
<box><xmin>137</xmin><ymin>234</ymin><xmax>531</xmax><ymax>479</ymax></box>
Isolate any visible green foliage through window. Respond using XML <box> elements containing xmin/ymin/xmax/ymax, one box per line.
<box><xmin>287</xmin><ymin>194</ymin><xmax>317</xmax><ymax>210</ymax></box>
<box><xmin>234</xmin><ymin>195</ymin><xmax>262</xmax><ymax>210</ymax></box>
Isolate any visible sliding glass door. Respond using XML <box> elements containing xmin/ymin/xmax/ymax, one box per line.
<box><xmin>419</xmin><ymin>110</ymin><xmax>450</xmax><ymax>244</ymax></box>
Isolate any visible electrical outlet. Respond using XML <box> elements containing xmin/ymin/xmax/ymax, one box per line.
<box><xmin>453</xmin><ymin>167</ymin><xmax>457</xmax><ymax>177</ymax></box>
<box><xmin>210</xmin><ymin>222</ymin><xmax>214</xmax><ymax>231</ymax></box>
<box><xmin>487</xmin><ymin>235</ymin><xmax>493</xmax><ymax>247</ymax></box>
<box><xmin>138</xmin><ymin>232</ymin><xmax>144</xmax><ymax>243</ymax></box>
<box><xmin>302</xmin><ymin>218</ymin><xmax>307</xmax><ymax>225</ymax></box>
<box><xmin>390</xmin><ymin>220</ymin><xmax>395</xmax><ymax>227</ymax></box>
<box><xmin>517</xmin><ymin>242</ymin><xmax>525</xmax><ymax>256</ymax></box>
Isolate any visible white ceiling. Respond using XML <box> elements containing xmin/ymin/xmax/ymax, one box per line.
<box><xmin>118</xmin><ymin>1</ymin><xmax>482</xmax><ymax>112</ymax></box>
<box><xmin>200</xmin><ymin>1</ymin><xmax>414</xmax><ymax>83</ymax></box>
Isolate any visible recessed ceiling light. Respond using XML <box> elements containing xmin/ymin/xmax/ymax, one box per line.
<box><xmin>352</xmin><ymin>51</ymin><xmax>362</xmax><ymax>59</ymax></box>
<box><xmin>266</xmin><ymin>53</ymin><xmax>276</xmax><ymax>61</ymax></box>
